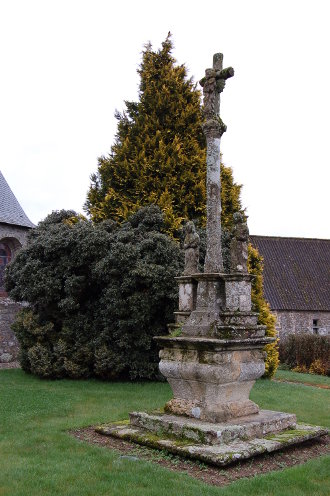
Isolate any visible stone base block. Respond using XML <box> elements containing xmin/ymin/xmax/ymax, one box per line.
<box><xmin>96</xmin><ymin>412</ymin><xmax>327</xmax><ymax>467</ymax></box>
<box><xmin>129</xmin><ymin>410</ymin><xmax>296</xmax><ymax>444</ymax></box>
<box><xmin>164</xmin><ymin>397</ymin><xmax>260</xmax><ymax>423</ymax></box>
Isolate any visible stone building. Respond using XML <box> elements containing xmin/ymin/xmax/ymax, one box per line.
<box><xmin>251</xmin><ymin>235</ymin><xmax>330</xmax><ymax>338</ymax></box>
<box><xmin>0</xmin><ymin>170</ymin><xmax>34</xmax><ymax>363</ymax></box>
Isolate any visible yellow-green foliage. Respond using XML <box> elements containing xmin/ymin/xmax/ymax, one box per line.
<box><xmin>85</xmin><ymin>34</ymin><xmax>206</xmax><ymax>234</ymax></box>
<box><xmin>63</xmin><ymin>213</ymin><xmax>87</xmax><ymax>226</ymax></box>
<box><xmin>220</xmin><ymin>162</ymin><xmax>244</xmax><ymax>231</ymax></box>
<box><xmin>248</xmin><ymin>245</ymin><xmax>279</xmax><ymax>378</ymax></box>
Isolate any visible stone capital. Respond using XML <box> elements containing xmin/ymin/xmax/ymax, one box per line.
<box><xmin>202</xmin><ymin>118</ymin><xmax>227</xmax><ymax>138</ymax></box>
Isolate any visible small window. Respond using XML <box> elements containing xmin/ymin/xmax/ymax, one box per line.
<box><xmin>312</xmin><ymin>319</ymin><xmax>319</xmax><ymax>335</ymax></box>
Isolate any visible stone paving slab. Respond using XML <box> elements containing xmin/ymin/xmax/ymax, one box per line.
<box><xmin>96</xmin><ymin>420</ymin><xmax>327</xmax><ymax>467</ymax></box>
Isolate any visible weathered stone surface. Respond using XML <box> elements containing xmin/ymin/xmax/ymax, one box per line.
<box><xmin>203</xmin><ymin>134</ymin><xmax>223</xmax><ymax>273</ymax></box>
<box><xmin>202</xmin><ymin>54</ymin><xmax>234</xmax><ymax>274</ymax></box>
<box><xmin>275</xmin><ymin>310</ymin><xmax>330</xmax><ymax>337</ymax></box>
<box><xmin>156</xmin><ymin>336</ymin><xmax>272</xmax><ymax>422</ymax></box>
<box><xmin>175</xmin><ymin>276</ymin><xmax>198</xmax><ymax>313</ymax></box>
<box><xmin>96</xmin><ymin>420</ymin><xmax>327</xmax><ymax>467</ymax></box>
<box><xmin>157</xmin><ymin>336</ymin><xmax>273</xmax><ymax>352</ymax></box>
<box><xmin>0</xmin><ymin>214</ymin><xmax>32</xmax><ymax>360</ymax></box>
<box><xmin>194</xmin><ymin>274</ymin><xmax>226</xmax><ymax>310</ymax></box>
<box><xmin>173</xmin><ymin>311</ymin><xmax>191</xmax><ymax>325</ymax></box>
<box><xmin>129</xmin><ymin>410</ymin><xmax>297</xmax><ymax>444</ymax></box>
<box><xmin>0</xmin><ymin>225</ymin><xmax>29</xmax><ymax>253</ymax></box>
<box><xmin>230</xmin><ymin>213</ymin><xmax>249</xmax><ymax>273</ymax></box>
<box><xmin>217</xmin><ymin>311</ymin><xmax>259</xmax><ymax>327</ymax></box>
<box><xmin>210</xmin><ymin>325</ymin><xmax>266</xmax><ymax>340</ymax></box>
<box><xmin>159</xmin><ymin>55</ymin><xmax>269</xmax><ymax>429</ymax></box>
<box><xmin>0</xmin><ymin>352</ymin><xmax>13</xmax><ymax>363</ymax></box>
<box><xmin>175</xmin><ymin>309</ymin><xmax>259</xmax><ymax>330</ymax></box>
<box><xmin>224</xmin><ymin>278</ymin><xmax>252</xmax><ymax>312</ymax></box>
<box><xmin>181</xmin><ymin>273</ymin><xmax>256</xmax><ymax>336</ymax></box>
<box><xmin>0</xmin><ymin>297</ymin><xmax>21</xmax><ymax>363</ymax></box>
<box><xmin>179</xmin><ymin>283</ymin><xmax>195</xmax><ymax>311</ymax></box>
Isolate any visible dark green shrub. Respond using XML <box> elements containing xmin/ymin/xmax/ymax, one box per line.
<box><xmin>7</xmin><ymin>206</ymin><xmax>182</xmax><ymax>380</ymax></box>
<box><xmin>279</xmin><ymin>333</ymin><xmax>330</xmax><ymax>376</ymax></box>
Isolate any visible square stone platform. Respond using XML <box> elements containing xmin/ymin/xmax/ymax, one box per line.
<box><xmin>96</xmin><ymin>410</ymin><xmax>327</xmax><ymax>466</ymax></box>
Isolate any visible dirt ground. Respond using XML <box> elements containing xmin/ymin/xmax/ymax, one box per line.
<box><xmin>72</xmin><ymin>427</ymin><xmax>329</xmax><ymax>488</ymax></box>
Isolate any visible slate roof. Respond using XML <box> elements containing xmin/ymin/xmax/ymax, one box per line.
<box><xmin>250</xmin><ymin>235</ymin><xmax>330</xmax><ymax>312</ymax></box>
<box><xmin>0</xmin><ymin>170</ymin><xmax>35</xmax><ymax>228</ymax></box>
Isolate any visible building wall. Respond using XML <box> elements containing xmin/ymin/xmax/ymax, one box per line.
<box><xmin>0</xmin><ymin>223</ymin><xmax>31</xmax><ymax>364</ymax></box>
<box><xmin>0</xmin><ymin>297</ymin><xmax>21</xmax><ymax>363</ymax></box>
<box><xmin>274</xmin><ymin>310</ymin><xmax>330</xmax><ymax>338</ymax></box>
<box><xmin>0</xmin><ymin>223</ymin><xmax>30</xmax><ymax>251</ymax></box>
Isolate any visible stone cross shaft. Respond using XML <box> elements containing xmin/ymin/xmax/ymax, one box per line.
<box><xmin>200</xmin><ymin>53</ymin><xmax>234</xmax><ymax>273</ymax></box>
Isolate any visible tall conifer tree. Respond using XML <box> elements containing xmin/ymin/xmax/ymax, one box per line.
<box><xmin>85</xmin><ymin>35</ymin><xmax>278</xmax><ymax>377</ymax></box>
<box><xmin>86</xmin><ymin>34</ymin><xmax>207</xmax><ymax>232</ymax></box>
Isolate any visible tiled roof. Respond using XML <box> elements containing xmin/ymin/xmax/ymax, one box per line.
<box><xmin>250</xmin><ymin>235</ymin><xmax>330</xmax><ymax>312</ymax></box>
<box><xmin>0</xmin><ymin>170</ymin><xmax>35</xmax><ymax>228</ymax></box>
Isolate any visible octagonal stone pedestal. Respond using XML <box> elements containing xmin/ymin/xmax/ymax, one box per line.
<box><xmin>156</xmin><ymin>335</ymin><xmax>272</xmax><ymax>423</ymax></box>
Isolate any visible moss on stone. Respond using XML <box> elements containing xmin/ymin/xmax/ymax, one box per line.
<box><xmin>169</xmin><ymin>327</ymin><xmax>182</xmax><ymax>337</ymax></box>
<box><xmin>113</xmin><ymin>419</ymin><xmax>130</xmax><ymax>426</ymax></box>
<box><xmin>264</xmin><ymin>428</ymin><xmax>311</xmax><ymax>443</ymax></box>
<box><xmin>182</xmin><ymin>425</ymin><xmax>207</xmax><ymax>444</ymax></box>
<box><xmin>126</xmin><ymin>430</ymin><xmax>193</xmax><ymax>448</ymax></box>
<box><xmin>150</xmin><ymin>407</ymin><xmax>165</xmax><ymax>415</ymax></box>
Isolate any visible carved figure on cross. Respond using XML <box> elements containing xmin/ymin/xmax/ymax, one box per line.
<box><xmin>200</xmin><ymin>54</ymin><xmax>234</xmax><ymax>137</ymax></box>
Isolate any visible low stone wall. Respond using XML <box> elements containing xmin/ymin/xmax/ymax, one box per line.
<box><xmin>0</xmin><ymin>297</ymin><xmax>21</xmax><ymax>363</ymax></box>
<box><xmin>274</xmin><ymin>310</ymin><xmax>330</xmax><ymax>338</ymax></box>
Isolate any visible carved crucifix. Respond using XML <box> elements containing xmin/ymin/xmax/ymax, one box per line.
<box><xmin>200</xmin><ymin>53</ymin><xmax>234</xmax><ymax>273</ymax></box>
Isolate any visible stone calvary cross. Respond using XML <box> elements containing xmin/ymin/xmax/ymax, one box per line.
<box><xmin>97</xmin><ymin>53</ymin><xmax>327</xmax><ymax>466</ymax></box>
<box><xmin>200</xmin><ymin>53</ymin><xmax>234</xmax><ymax>273</ymax></box>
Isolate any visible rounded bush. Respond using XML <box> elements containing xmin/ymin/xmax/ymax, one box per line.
<box><xmin>7</xmin><ymin>206</ymin><xmax>182</xmax><ymax>379</ymax></box>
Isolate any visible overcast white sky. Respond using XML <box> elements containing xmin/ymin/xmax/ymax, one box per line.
<box><xmin>0</xmin><ymin>0</ymin><xmax>329</xmax><ymax>238</ymax></box>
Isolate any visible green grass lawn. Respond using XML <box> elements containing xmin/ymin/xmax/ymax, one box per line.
<box><xmin>0</xmin><ymin>369</ymin><xmax>329</xmax><ymax>496</ymax></box>
<box><xmin>275</xmin><ymin>369</ymin><xmax>330</xmax><ymax>387</ymax></box>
